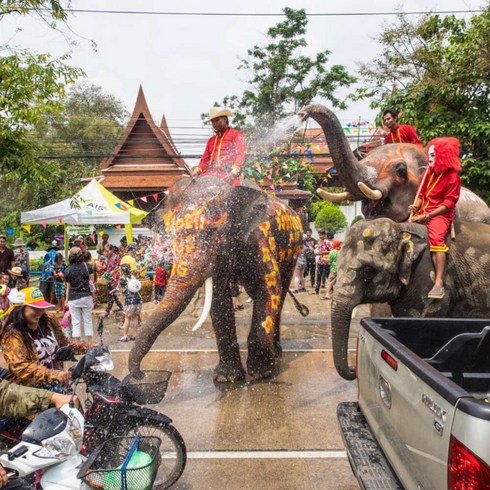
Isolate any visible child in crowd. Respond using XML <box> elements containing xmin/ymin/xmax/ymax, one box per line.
<box><xmin>119</xmin><ymin>264</ymin><xmax>142</xmax><ymax>342</ymax></box>
<box><xmin>52</xmin><ymin>252</ymin><xmax>66</xmax><ymax>312</ymax></box>
<box><xmin>60</xmin><ymin>307</ymin><xmax>72</xmax><ymax>338</ymax></box>
<box><xmin>322</xmin><ymin>240</ymin><xmax>342</xmax><ymax>300</ymax></box>
<box><xmin>153</xmin><ymin>260</ymin><xmax>169</xmax><ymax>303</ymax></box>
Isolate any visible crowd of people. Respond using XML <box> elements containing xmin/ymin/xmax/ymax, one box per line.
<box><xmin>293</xmin><ymin>229</ymin><xmax>342</xmax><ymax>300</ymax></box>
<box><xmin>0</xmin><ymin>233</ymin><xmax>173</xmax><ymax>345</ymax></box>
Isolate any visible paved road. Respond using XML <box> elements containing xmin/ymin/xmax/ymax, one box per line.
<box><xmin>97</xmin><ymin>289</ymin><xmax>365</xmax><ymax>489</ymax></box>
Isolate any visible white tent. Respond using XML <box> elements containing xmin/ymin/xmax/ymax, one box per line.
<box><xmin>21</xmin><ymin>179</ymin><xmax>147</xmax><ymax>225</ymax></box>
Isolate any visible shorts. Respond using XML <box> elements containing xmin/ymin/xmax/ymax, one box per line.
<box><xmin>54</xmin><ymin>281</ymin><xmax>65</xmax><ymax>298</ymax></box>
<box><xmin>427</xmin><ymin>215</ymin><xmax>450</xmax><ymax>252</ymax></box>
<box><xmin>124</xmin><ymin>303</ymin><xmax>142</xmax><ymax>318</ymax></box>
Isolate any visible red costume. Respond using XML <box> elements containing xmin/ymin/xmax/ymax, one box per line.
<box><xmin>417</xmin><ymin>137</ymin><xmax>461</xmax><ymax>252</ymax></box>
<box><xmin>384</xmin><ymin>124</ymin><xmax>422</xmax><ymax>145</ymax></box>
<box><xmin>198</xmin><ymin>128</ymin><xmax>245</xmax><ymax>184</ymax></box>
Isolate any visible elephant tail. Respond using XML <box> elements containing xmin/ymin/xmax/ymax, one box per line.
<box><xmin>287</xmin><ymin>289</ymin><xmax>309</xmax><ymax>317</ymax></box>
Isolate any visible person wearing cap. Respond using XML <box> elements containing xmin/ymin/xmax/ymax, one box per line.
<box><xmin>0</xmin><ymin>234</ymin><xmax>15</xmax><ymax>275</ymax></box>
<box><xmin>74</xmin><ymin>236</ymin><xmax>87</xmax><ymax>254</ymax></box>
<box><xmin>191</xmin><ymin>106</ymin><xmax>245</xmax><ymax>185</ymax></box>
<box><xmin>7</xmin><ymin>267</ymin><xmax>27</xmax><ymax>291</ymax></box>
<box><xmin>1</xmin><ymin>287</ymin><xmax>91</xmax><ymax>391</ymax></box>
<box><xmin>13</xmin><ymin>238</ymin><xmax>29</xmax><ymax>285</ymax></box>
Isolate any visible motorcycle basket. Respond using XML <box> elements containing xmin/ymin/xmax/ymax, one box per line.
<box><xmin>79</xmin><ymin>435</ymin><xmax>161</xmax><ymax>490</ymax></box>
<box><xmin>121</xmin><ymin>370</ymin><xmax>172</xmax><ymax>404</ymax></box>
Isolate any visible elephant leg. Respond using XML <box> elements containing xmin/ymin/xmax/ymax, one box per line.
<box><xmin>247</xmin><ymin>271</ymin><xmax>287</xmax><ymax>380</ymax></box>
<box><xmin>210</xmin><ymin>277</ymin><xmax>246</xmax><ymax>383</ymax></box>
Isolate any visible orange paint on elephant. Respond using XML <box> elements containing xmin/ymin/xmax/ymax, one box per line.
<box><xmin>261</xmin><ymin>316</ymin><xmax>274</xmax><ymax>334</ymax></box>
<box><xmin>259</xmin><ymin>221</ymin><xmax>271</xmax><ymax>236</ymax></box>
<box><xmin>265</xmin><ymin>272</ymin><xmax>278</xmax><ymax>288</ymax></box>
<box><xmin>174</xmin><ymin>262</ymin><xmax>189</xmax><ymax>276</ymax></box>
<box><xmin>261</xmin><ymin>247</ymin><xmax>272</xmax><ymax>262</ymax></box>
<box><xmin>270</xmin><ymin>295</ymin><xmax>281</xmax><ymax>310</ymax></box>
<box><xmin>269</xmin><ymin>237</ymin><xmax>276</xmax><ymax>250</ymax></box>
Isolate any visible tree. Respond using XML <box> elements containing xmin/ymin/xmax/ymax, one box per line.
<box><xmin>0</xmin><ymin>2</ymin><xmax>84</xmax><ymax>184</ymax></box>
<box><xmin>27</xmin><ymin>83</ymin><xmax>129</xmax><ymax>208</ymax></box>
<box><xmin>356</xmin><ymin>6</ymin><xmax>490</xmax><ymax>202</ymax></box>
<box><xmin>221</xmin><ymin>8</ymin><xmax>356</xmax><ymax>129</ymax></box>
<box><xmin>313</xmin><ymin>201</ymin><xmax>347</xmax><ymax>234</ymax></box>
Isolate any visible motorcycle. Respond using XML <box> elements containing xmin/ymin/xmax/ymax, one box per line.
<box><xmin>0</xmin><ymin>318</ymin><xmax>186</xmax><ymax>490</ymax></box>
<box><xmin>0</xmin><ymin>397</ymin><xmax>162</xmax><ymax>489</ymax></box>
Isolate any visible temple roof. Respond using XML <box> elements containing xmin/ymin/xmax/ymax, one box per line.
<box><xmin>100</xmin><ymin>86</ymin><xmax>191</xmax><ymax>191</ymax></box>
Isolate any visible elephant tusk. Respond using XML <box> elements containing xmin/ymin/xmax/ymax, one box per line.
<box><xmin>191</xmin><ymin>277</ymin><xmax>213</xmax><ymax>332</ymax></box>
<box><xmin>357</xmin><ymin>182</ymin><xmax>383</xmax><ymax>201</ymax></box>
<box><xmin>317</xmin><ymin>188</ymin><xmax>353</xmax><ymax>203</ymax></box>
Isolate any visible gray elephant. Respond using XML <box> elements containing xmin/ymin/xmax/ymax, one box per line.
<box><xmin>128</xmin><ymin>176</ymin><xmax>303</xmax><ymax>382</ymax></box>
<box><xmin>332</xmin><ymin>218</ymin><xmax>490</xmax><ymax>380</ymax></box>
<box><xmin>298</xmin><ymin>104</ymin><xmax>490</xmax><ymax>223</ymax></box>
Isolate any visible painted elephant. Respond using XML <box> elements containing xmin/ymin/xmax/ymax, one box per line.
<box><xmin>298</xmin><ymin>104</ymin><xmax>490</xmax><ymax>223</ymax></box>
<box><xmin>332</xmin><ymin>218</ymin><xmax>490</xmax><ymax>380</ymax></box>
<box><xmin>128</xmin><ymin>176</ymin><xmax>303</xmax><ymax>382</ymax></box>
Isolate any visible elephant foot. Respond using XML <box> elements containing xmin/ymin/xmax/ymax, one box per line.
<box><xmin>247</xmin><ymin>349</ymin><xmax>278</xmax><ymax>381</ymax></box>
<box><xmin>213</xmin><ymin>363</ymin><xmax>246</xmax><ymax>384</ymax></box>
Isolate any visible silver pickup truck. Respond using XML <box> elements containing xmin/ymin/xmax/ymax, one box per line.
<box><xmin>338</xmin><ymin>317</ymin><xmax>490</xmax><ymax>490</ymax></box>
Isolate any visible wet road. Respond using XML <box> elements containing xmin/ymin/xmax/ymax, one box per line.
<box><xmin>99</xmin><ymin>290</ymin><xmax>364</xmax><ymax>489</ymax></box>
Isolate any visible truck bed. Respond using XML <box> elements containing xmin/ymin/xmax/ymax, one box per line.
<box><xmin>365</xmin><ymin>317</ymin><xmax>490</xmax><ymax>398</ymax></box>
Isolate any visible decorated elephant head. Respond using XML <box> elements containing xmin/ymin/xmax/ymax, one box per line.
<box><xmin>298</xmin><ymin>104</ymin><xmax>490</xmax><ymax>224</ymax></box>
<box><xmin>128</xmin><ymin>176</ymin><xmax>302</xmax><ymax>378</ymax></box>
<box><xmin>331</xmin><ymin>218</ymin><xmax>428</xmax><ymax>379</ymax></box>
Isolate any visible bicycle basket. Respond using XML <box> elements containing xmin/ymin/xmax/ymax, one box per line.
<box><xmin>121</xmin><ymin>370</ymin><xmax>172</xmax><ymax>404</ymax></box>
<box><xmin>80</xmin><ymin>436</ymin><xmax>161</xmax><ymax>490</ymax></box>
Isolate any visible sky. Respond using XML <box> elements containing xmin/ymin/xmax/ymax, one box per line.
<box><xmin>2</xmin><ymin>0</ymin><xmax>484</xmax><ymax>159</ymax></box>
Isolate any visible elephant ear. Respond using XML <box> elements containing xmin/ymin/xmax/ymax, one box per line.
<box><xmin>230</xmin><ymin>183</ymin><xmax>270</xmax><ymax>241</ymax></box>
<box><xmin>398</xmin><ymin>230</ymin><xmax>427</xmax><ymax>286</ymax></box>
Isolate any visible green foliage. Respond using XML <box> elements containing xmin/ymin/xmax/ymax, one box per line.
<box><xmin>0</xmin><ymin>50</ymin><xmax>83</xmax><ymax>182</ymax></box>
<box><xmin>0</xmin><ymin>1</ymin><xmax>67</xmax><ymax>21</ymax></box>
<box><xmin>314</xmin><ymin>202</ymin><xmax>347</xmax><ymax>234</ymax></box>
<box><xmin>26</xmin><ymin>83</ymin><xmax>127</xmax><ymax>210</ymax></box>
<box><xmin>244</xmin><ymin>154</ymin><xmax>320</xmax><ymax>193</ymax></box>
<box><xmin>351</xmin><ymin>215</ymin><xmax>364</xmax><ymax>226</ymax></box>
<box><xmin>355</xmin><ymin>6</ymin><xmax>490</xmax><ymax>203</ymax></box>
<box><xmin>1</xmin><ymin>3</ymin><xmax>84</xmax><ymax>184</ymax></box>
<box><xmin>220</xmin><ymin>7</ymin><xmax>356</xmax><ymax>129</ymax></box>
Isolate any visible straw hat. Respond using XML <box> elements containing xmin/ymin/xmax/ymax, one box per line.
<box><xmin>205</xmin><ymin>107</ymin><xmax>232</xmax><ymax>123</ymax></box>
<box><xmin>13</xmin><ymin>238</ymin><xmax>26</xmax><ymax>247</ymax></box>
<box><xmin>8</xmin><ymin>267</ymin><xmax>23</xmax><ymax>277</ymax></box>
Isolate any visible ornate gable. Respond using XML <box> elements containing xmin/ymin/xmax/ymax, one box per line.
<box><xmin>100</xmin><ymin>86</ymin><xmax>191</xmax><ymax>192</ymax></box>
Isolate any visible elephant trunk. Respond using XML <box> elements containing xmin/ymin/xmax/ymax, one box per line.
<box><xmin>298</xmin><ymin>104</ymin><xmax>367</xmax><ymax>199</ymax></box>
<box><xmin>331</xmin><ymin>295</ymin><xmax>357</xmax><ymax>380</ymax></box>
<box><xmin>128</xmin><ymin>276</ymin><xmax>201</xmax><ymax>373</ymax></box>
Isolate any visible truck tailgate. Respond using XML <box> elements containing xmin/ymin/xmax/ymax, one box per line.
<box><xmin>357</xmin><ymin>322</ymin><xmax>467</xmax><ymax>490</ymax></box>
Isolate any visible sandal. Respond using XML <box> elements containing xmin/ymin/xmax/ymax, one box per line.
<box><xmin>128</xmin><ymin>335</ymin><xmax>136</xmax><ymax>341</ymax></box>
<box><xmin>427</xmin><ymin>284</ymin><xmax>445</xmax><ymax>299</ymax></box>
<box><xmin>118</xmin><ymin>336</ymin><xmax>129</xmax><ymax>342</ymax></box>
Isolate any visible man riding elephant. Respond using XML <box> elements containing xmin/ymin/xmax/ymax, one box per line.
<box><xmin>192</xmin><ymin>106</ymin><xmax>246</xmax><ymax>186</ymax></box>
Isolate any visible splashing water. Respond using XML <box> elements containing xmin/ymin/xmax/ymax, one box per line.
<box><xmin>248</xmin><ymin>114</ymin><xmax>305</xmax><ymax>157</ymax></box>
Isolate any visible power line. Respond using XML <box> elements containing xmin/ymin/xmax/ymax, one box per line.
<box><xmin>34</xmin><ymin>8</ymin><xmax>484</xmax><ymax>17</ymax></box>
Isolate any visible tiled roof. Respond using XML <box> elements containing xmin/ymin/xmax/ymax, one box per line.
<box><xmin>100</xmin><ymin>86</ymin><xmax>191</xmax><ymax>192</ymax></box>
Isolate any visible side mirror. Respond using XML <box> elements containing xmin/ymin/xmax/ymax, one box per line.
<box><xmin>71</xmin><ymin>356</ymin><xmax>86</xmax><ymax>381</ymax></box>
<box><xmin>54</xmin><ymin>346</ymin><xmax>76</xmax><ymax>362</ymax></box>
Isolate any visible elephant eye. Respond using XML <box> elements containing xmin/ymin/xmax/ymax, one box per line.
<box><xmin>394</xmin><ymin>162</ymin><xmax>407</xmax><ymax>179</ymax></box>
